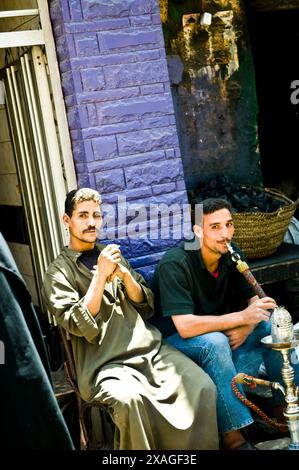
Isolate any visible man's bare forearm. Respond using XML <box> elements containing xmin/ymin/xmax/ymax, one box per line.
<box><xmin>122</xmin><ymin>270</ymin><xmax>144</xmax><ymax>303</ymax></box>
<box><xmin>172</xmin><ymin>311</ymin><xmax>245</xmax><ymax>338</ymax></box>
<box><xmin>83</xmin><ymin>270</ymin><xmax>106</xmax><ymax>317</ymax></box>
<box><xmin>172</xmin><ymin>296</ymin><xmax>275</xmax><ymax>339</ymax></box>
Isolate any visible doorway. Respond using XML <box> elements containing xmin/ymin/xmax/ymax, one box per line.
<box><xmin>1</xmin><ymin>46</ymin><xmax>67</xmax><ymax>311</ymax></box>
<box><xmin>245</xmin><ymin>6</ymin><xmax>299</xmax><ymax>204</ymax></box>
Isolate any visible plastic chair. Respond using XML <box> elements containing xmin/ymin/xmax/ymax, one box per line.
<box><xmin>58</xmin><ymin>327</ymin><xmax>115</xmax><ymax>449</ymax></box>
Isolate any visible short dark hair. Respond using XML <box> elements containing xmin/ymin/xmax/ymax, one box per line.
<box><xmin>192</xmin><ymin>198</ymin><xmax>233</xmax><ymax>225</ymax></box>
<box><xmin>64</xmin><ymin>188</ymin><xmax>101</xmax><ymax>217</ymax></box>
<box><xmin>202</xmin><ymin>198</ymin><xmax>232</xmax><ymax>215</ymax></box>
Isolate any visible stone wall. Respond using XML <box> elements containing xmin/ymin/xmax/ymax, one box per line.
<box><xmin>49</xmin><ymin>0</ymin><xmax>188</xmax><ymax>281</ymax></box>
<box><xmin>161</xmin><ymin>0</ymin><xmax>263</xmax><ymax>189</ymax></box>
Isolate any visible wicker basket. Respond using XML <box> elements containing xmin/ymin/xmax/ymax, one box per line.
<box><xmin>233</xmin><ymin>188</ymin><xmax>299</xmax><ymax>259</ymax></box>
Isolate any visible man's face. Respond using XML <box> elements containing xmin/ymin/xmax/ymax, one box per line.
<box><xmin>63</xmin><ymin>200</ymin><xmax>102</xmax><ymax>251</ymax></box>
<box><xmin>194</xmin><ymin>208</ymin><xmax>234</xmax><ymax>256</ymax></box>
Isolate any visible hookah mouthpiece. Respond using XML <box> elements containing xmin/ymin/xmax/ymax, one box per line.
<box><xmin>226</xmin><ymin>242</ymin><xmax>241</xmax><ymax>263</ymax></box>
<box><xmin>271</xmin><ymin>306</ymin><xmax>294</xmax><ymax>344</ymax></box>
<box><xmin>226</xmin><ymin>242</ymin><xmax>236</xmax><ymax>256</ymax></box>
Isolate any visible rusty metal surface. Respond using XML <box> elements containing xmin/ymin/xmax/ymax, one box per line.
<box><xmin>51</xmin><ymin>368</ymin><xmax>74</xmax><ymax>399</ymax></box>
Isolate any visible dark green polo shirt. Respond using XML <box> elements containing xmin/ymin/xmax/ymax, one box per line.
<box><xmin>151</xmin><ymin>240</ymin><xmax>255</xmax><ymax>337</ymax></box>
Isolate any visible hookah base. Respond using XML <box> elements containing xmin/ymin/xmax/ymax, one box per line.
<box><xmin>288</xmin><ymin>442</ymin><xmax>299</xmax><ymax>450</ymax></box>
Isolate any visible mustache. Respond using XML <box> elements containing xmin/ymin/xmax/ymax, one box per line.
<box><xmin>83</xmin><ymin>226</ymin><xmax>96</xmax><ymax>233</ymax></box>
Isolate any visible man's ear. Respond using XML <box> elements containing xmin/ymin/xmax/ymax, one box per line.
<box><xmin>193</xmin><ymin>224</ymin><xmax>203</xmax><ymax>240</ymax></box>
<box><xmin>63</xmin><ymin>213</ymin><xmax>70</xmax><ymax>227</ymax></box>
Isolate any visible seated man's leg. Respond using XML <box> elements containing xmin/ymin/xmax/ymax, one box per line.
<box><xmin>166</xmin><ymin>331</ymin><xmax>253</xmax><ymax>436</ymax></box>
<box><xmin>93</xmin><ymin>364</ymin><xmax>219</xmax><ymax>450</ymax></box>
<box><xmin>291</xmin><ymin>348</ymin><xmax>299</xmax><ymax>384</ymax></box>
<box><xmin>159</xmin><ymin>343</ymin><xmax>219</xmax><ymax>450</ymax></box>
<box><xmin>232</xmin><ymin>320</ymin><xmax>271</xmax><ymax>378</ymax></box>
<box><xmin>94</xmin><ymin>374</ymin><xmax>153</xmax><ymax>450</ymax></box>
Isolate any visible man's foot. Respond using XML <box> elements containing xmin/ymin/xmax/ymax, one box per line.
<box><xmin>222</xmin><ymin>429</ymin><xmax>246</xmax><ymax>450</ymax></box>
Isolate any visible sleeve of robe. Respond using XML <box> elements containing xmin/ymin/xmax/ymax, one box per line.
<box><xmin>119</xmin><ymin>255</ymin><xmax>154</xmax><ymax>320</ymax></box>
<box><xmin>42</xmin><ymin>253</ymin><xmax>154</xmax><ymax>343</ymax></box>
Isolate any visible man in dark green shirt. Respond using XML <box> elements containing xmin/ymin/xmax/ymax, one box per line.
<box><xmin>42</xmin><ymin>188</ymin><xmax>219</xmax><ymax>450</ymax></box>
<box><xmin>152</xmin><ymin>198</ymin><xmax>280</xmax><ymax>450</ymax></box>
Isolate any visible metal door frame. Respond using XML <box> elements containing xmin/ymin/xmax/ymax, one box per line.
<box><xmin>0</xmin><ymin>3</ymin><xmax>76</xmax><ymax>308</ymax></box>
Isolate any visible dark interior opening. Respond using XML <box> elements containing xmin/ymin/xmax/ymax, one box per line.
<box><xmin>244</xmin><ymin>6</ymin><xmax>299</xmax><ymax>210</ymax></box>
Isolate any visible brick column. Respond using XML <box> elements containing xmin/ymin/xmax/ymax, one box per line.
<box><xmin>49</xmin><ymin>0</ymin><xmax>188</xmax><ymax>280</ymax></box>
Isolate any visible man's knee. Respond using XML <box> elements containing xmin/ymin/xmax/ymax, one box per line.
<box><xmin>202</xmin><ymin>331</ymin><xmax>231</xmax><ymax>354</ymax></box>
<box><xmin>116</xmin><ymin>389</ymin><xmax>143</xmax><ymax>408</ymax></box>
<box><xmin>112</xmin><ymin>390</ymin><xmax>144</xmax><ymax>425</ymax></box>
<box><xmin>98</xmin><ymin>379</ymin><xmax>142</xmax><ymax>408</ymax></box>
<box><xmin>200</xmin><ymin>370</ymin><xmax>217</xmax><ymax>398</ymax></box>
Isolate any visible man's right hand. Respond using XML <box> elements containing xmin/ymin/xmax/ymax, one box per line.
<box><xmin>242</xmin><ymin>296</ymin><xmax>276</xmax><ymax>325</ymax></box>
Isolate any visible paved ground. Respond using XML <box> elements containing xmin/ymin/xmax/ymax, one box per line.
<box><xmin>256</xmin><ymin>437</ymin><xmax>290</xmax><ymax>450</ymax></box>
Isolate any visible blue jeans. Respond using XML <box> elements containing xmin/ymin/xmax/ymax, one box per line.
<box><xmin>167</xmin><ymin>321</ymin><xmax>299</xmax><ymax>434</ymax></box>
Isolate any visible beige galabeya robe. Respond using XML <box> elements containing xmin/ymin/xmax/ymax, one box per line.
<box><xmin>42</xmin><ymin>245</ymin><xmax>219</xmax><ymax>450</ymax></box>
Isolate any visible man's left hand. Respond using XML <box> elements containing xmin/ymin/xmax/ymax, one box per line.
<box><xmin>225</xmin><ymin>324</ymin><xmax>254</xmax><ymax>350</ymax></box>
<box><xmin>108</xmin><ymin>264</ymin><xmax>129</xmax><ymax>282</ymax></box>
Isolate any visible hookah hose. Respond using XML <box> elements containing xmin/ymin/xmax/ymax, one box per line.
<box><xmin>227</xmin><ymin>243</ymin><xmax>289</xmax><ymax>431</ymax></box>
<box><xmin>231</xmin><ymin>374</ymin><xmax>288</xmax><ymax>432</ymax></box>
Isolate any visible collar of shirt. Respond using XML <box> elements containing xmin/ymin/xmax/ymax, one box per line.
<box><xmin>182</xmin><ymin>239</ymin><xmax>234</xmax><ymax>273</ymax></box>
<box><xmin>62</xmin><ymin>243</ymin><xmax>106</xmax><ymax>260</ymax></box>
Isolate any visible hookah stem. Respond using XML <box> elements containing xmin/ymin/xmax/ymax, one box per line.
<box><xmin>227</xmin><ymin>243</ymin><xmax>267</xmax><ymax>299</ymax></box>
<box><xmin>241</xmin><ymin>269</ymin><xmax>267</xmax><ymax>299</ymax></box>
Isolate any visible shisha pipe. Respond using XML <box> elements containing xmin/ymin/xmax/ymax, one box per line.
<box><xmin>226</xmin><ymin>242</ymin><xmax>267</xmax><ymax>299</ymax></box>
<box><xmin>227</xmin><ymin>242</ymin><xmax>299</xmax><ymax>449</ymax></box>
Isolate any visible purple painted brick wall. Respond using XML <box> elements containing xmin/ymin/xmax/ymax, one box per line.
<box><xmin>49</xmin><ymin>0</ymin><xmax>189</xmax><ymax>281</ymax></box>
